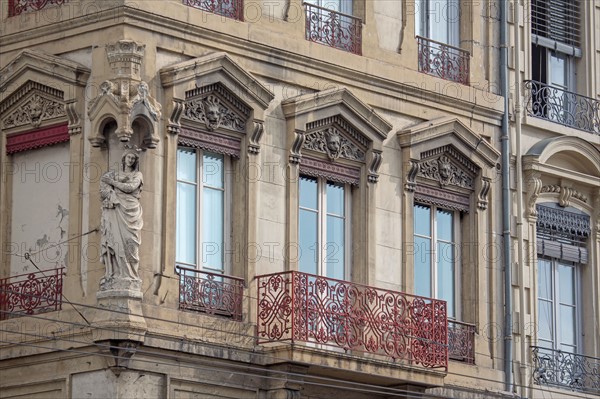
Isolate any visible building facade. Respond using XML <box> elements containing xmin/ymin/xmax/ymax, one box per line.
<box><xmin>0</xmin><ymin>0</ymin><xmax>598</xmax><ymax>398</ymax></box>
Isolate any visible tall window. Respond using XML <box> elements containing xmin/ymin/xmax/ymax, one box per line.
<box><xmin>415</xmin><ymin>0</ymin><xmax>460</xmax><ymax>46</ymax></box>
<box><xmin>537</xmin><ymin>258</ymin><xmax>579</xmax><ymax>354</ymax></box>
<box><xmin>414</xmin><ymin>204</ymin><xmax>458</xmax><ymax>318</ymax></box>
<box><xmin>530</xmin><ymin>0</ymin><xmax>581</xmax><ymax>122</ymax></box>
<box><xmin>298</xmin><ymin>176</ymin><xmax>349</xmax><ymax>280</ymax></box>
<box><xmin>176</xmin><ymin>147</ymin><xmax>229</xmax><ymax>275</ymax></box>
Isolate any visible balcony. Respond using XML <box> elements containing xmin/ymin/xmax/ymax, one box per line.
<box><xmin>256</xmin><ymin>271</ymin><xmax>448</xmax><ymax>369</ymax></box>
<box><xmin>176</xmin><ymin>266</ymin><xmax>244</xmax><ymax>321</ymax></box>
<box><xmin>524</xmin><ymin>80</ymin><xmax>600</xmax><ymax>135</ymax></box>
<box><xmin>183</xmin><ymin>0</ymin><xmax>244</xmax><ymax>20</ymax></box>
<box><xmin>448</xmin><ymin>320</ymin><xmax>476</xmax><ymax>364</ymax></box>
<box><xmin>417</xmin><ymin>36</ymin><xmax>470</xmax><ymax>85</ymax></box>
<box><xmin>7</xmin><ymin>0</ymin><xmax>66</xmax><ymax>16</ymax></box>
<box><xmin>0</xmin><ymin>268</ymin><xmax>64</xmax><ymax>320</ymax></box>
<box><xmin>304</xmin><ymin>3</ymin><xmax>362</xmax><ymax>55</ymax></box>
<box><xmin>532</xmin><ymin>346</ymin><xmax>600</xmax><ymax>394</ymax></box>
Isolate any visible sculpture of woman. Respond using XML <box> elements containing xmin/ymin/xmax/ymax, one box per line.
<box><xmin>100</xmin><ymin>149</ymin><xmax>143</xmax><ymax>289</ymax></box>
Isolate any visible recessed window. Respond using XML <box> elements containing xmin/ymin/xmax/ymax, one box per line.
<box><xmin>298</xmin><ymin>175</ymin><xmax>350</xmax><ymax>280</ymax></box>
<box><xmin>413</xmin><ymin>203</ymin><xmax>459</xmax><ymax>318</ymax></box>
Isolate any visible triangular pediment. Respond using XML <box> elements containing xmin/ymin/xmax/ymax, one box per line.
<box><xmin>1</xmin><ymin>80</ymin><xmax>66</xmax><ymax>131</ymax></box>
<box><xmin>302</xmin><ymin>115</ymin><xmax>367</xmax><ymax>163</ymax></box>
<box><xmin>282</xmin><ymin>88</ymin><xmax>392</xmax><ymax>149</ymax></box>
<box><xmin>160</xmin><ymin>52</ymin><xmax>274</xmax><ymax>117</ymax></box>
<box><xmin>416</xmin><ymin>145</ymin><xmax>477</xmax><ymax>191</ymax></box>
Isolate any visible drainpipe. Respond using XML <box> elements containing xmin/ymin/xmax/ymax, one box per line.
<box><xmin>500</xmin><ymin>0</ymin><xmax>513</xmax><ymax>393</ymax></box>
<box><xmin>513</xmin><ymin>1</ymin><xmax>529</xmax><ymax>397</ymax></box>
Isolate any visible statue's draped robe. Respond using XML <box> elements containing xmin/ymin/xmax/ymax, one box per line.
<box><xmin>100</xmin><ymin>170</ymin><xmax>143</xmax><ymax>281</ymax></box>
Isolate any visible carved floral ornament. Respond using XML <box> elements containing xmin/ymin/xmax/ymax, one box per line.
<box><xmin>183</xmin><ymin>94</ymin><xmax>246</xmax><ymax>133</ymax></box>
<box><xmin>303</xmin><ymin>127</ymin><xmax>365</xmax><ymax>162</ymax></box>
<box><xmin>418</xmin><ymin>155</ymin><xmax>474</xmax><ymax>189</ymax></box>
<box><xmin>2</xmin><ymin>93</ymin><xmax>65</xmax><ymax>129</ymax></box>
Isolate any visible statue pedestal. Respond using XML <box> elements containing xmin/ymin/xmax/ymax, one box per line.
<box><xmin>93</xmin><ymin>281</ymin><xmax>147</xmax><ymax>343</ymax></box>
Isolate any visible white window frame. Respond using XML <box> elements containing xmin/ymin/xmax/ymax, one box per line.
<box><xmin>415</xmin><ymin>0</ymin><xmax>460</xmax><ymax>47</ymax></box>
<box><xmin>176</xmin><ymin>146</ymin><xmax>232</xmax><ymax>276</ymax></box>
<box><xmin>413</xmin><ymin>203</ymin><xmax>461</xmax><ymax>319</ymax></box>
<box><xmin>298</xmin><ymin>175</ymin><xmax>352</xmax><ymax>280</ymax></box>
<box><xmin>536</xmin><ymin>257</ymin><xmax>582</xmax><ymax>354</ymax></box>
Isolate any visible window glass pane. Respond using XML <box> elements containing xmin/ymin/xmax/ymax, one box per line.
<box><xmin>300</xmin><ymin>176</ymin><xmax>318</xmax><ymax>210</ymax></box>
<box><xmin>203</xmin><ymin>152</ymin><xmax>224</xmax><ymax>189</ymax></box>
<box><xmin>299</xmin><ymin>209</ymin><xmax>318</xmax><ymax>275</ymax></box>
<box><xmin>559</xmin><ymin>305</ymin><xmax>576</xmax><ymax>347</ymax></box>
<box><xmin>327</xmin><ymin>182</ymin><xmax>345</xmax><ymax>217</ymax></box>
<box><xmin>202</xmin><ymin>187</ymin><xmax>224</xmax><ymax>272</ymax></box>
<box><xmin>436</xmin><ymin>208</ymin><xmax>453</xmax><ymax>242</ymax></box>
<box><xmin>537</xmin><ymin>259</ymin><xmax>552</xmax><ymax>300</ymax></box>
<box><xmin>537</xmin><ymin>299</ymin><xmax>554</xmax><ymax>343</ymax></box>
<box><xmin>326</xmin><ymin>215</ymin><xmax>345</xmax><ymax>280</ymax></box>
<box><xmin>549</xmin><ymin>51</ymin><xmax>568</xmax><ymax>89</ymax></box>
<box><xmin>437</xmin><ymin>242</ymin><xmax>455</xmax><ymax>318</ymax></box>
<box><xmin>176</xmin><ymin>182</ymin><xmax>196</xmax><ymax>265</ymax></box>
<box><xmin>177</xmin><ymin>148</ymin><xmax>197</xmax><ymax>182</ymax></box>
<box><xmin>558</xmin><ymin>263</ymin><xmax>575</xmax><ymax>305</ymax></box>
<box><xmin>414</xmin><ymin>236</ymin><xmax>431</xmax><ymax>297</ymax></box>
<box><xmin>414</xmin><ymin>204</ymin><xmax>431</xmax><ymax>237</ymax></box>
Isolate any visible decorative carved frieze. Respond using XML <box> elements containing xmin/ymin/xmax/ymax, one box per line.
<box><xmin>303</xmin><ymin>127</ymin><xmax>365</xmax><ymax>162</ymax></box>
<box><xmin>2</xmin><ymin>93</ymin><xmax>65</xmax><ymax>129</ymax></box>
<box><xmin>541</xmin><ymin>185</ymin><xmax>589</xmax><ymax>205</ymax></box>
<box><xmin>414</xmin><ymin>185</ymin><xmax>470</xmax><ymax>213</ymax></box>
<box><xmin>418</xmin><ymin>155</ymin><xmax>474</xmax><ymax>189</ymax></box>
<box><xmin>306</xmin><ymin>115</ymin><xmax>369</xmax><ymax>148</ymax></box>
<box><xmin>183</xmin><ymin>94</ymin><xmax>245</xmax><ymax>132</ymax></box>
<box><xmin>179</xmin><ymin>127</ymin><xmax>241</xmax><ymax>158</ymax></box>
<box><xmin>299</xmin><ymin>156</ymin><xmax>361</xmax><ymax>186</ymax></box>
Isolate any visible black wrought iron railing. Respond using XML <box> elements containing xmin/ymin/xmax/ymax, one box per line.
<box><xmin>176</xmin><ymin>265</ymin><xmax>244</xmax><ymax>321</ymax></box>
<box><xmin>304</xmin><ymin>3</ymin><xmax>362</xmax><ymax>55</ymax></box>
<box><xmin>524</xmin><ymin>80</ymin><xmax>600</xmax><ymax>135</ymax></box>
<box><xmin>417</xmin><ymin>36</ymin><xmax>470</xmax><ymax>85</ymax></box>
<box><xmin>532</xmin><ymin>346</ymin><xmax>600</xmax><ymax>394</ymax></box>
<box><xmin>183</xmin><ymin>0</ymin><xmax>244</xmax><ymax>20</ymax></box>
<box><xmin>448</xmin><ymin>320</ymin><xmax>476</xmax><ymax>364</ymax></box>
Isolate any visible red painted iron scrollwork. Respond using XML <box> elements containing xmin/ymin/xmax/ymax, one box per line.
<box><xmin>257</xmin><ymin>271</ymin><xmax>448</xmax><ymax>369</ymax></box>
<box><xmin>0</xmin><ymin>268</ymin><xmax>64</xmax><ymax>320</ymax></box>
<box><xmin>8</xmin><ymin>0</ymin><xmax>67</xmax><ymax>17</ymax></box>
<box><xmin>177</xmin><ymin>266</ymin><xmax>244</xmax><ymax>321</ymax></box>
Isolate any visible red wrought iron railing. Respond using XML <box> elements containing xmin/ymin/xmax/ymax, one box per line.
<box><xmin>183</xmin><ymin>0</ymin><xmax>244</xmax><ymax>21</ymax></box>
<box><xmin>417</xmin><ymin>36</ymin><xmax>470</xmax><ymax>85</ymax></box>
<box><xmin>304</xmin><ymin>2</ymin><xmax>362</xmax><ymax>55</ymax></box>
<box><xmin>256</xmin><ymin>271</ymin><xmax>448</xmax><ymax>369</ymax></box>
<box><xmin>448</xmin><ymin>320</ymin><xmax>476</xmax><ymax>364</ymax></box>
<box><xmin>176</xmin><ymin>265</ymin><xmax>244</xmax><ymax>321</ymax></box>
<box><xmin>8</xmin><ymin>0</ymin><xmax>66</xmax><ymax>17</ymax></box>
<box><xmin>0</xmin><ymin>268</ymin><xmax>64</xmax><ymax>320</ymax></box>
